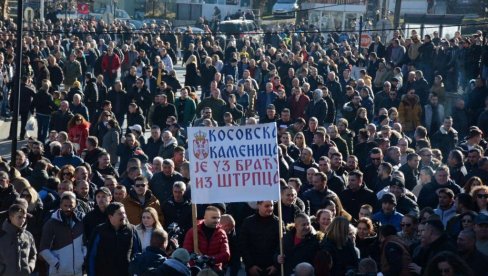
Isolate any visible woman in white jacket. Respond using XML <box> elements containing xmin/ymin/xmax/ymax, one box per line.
<box><xmin>135</xmin><ymin>207</ymin><xmax>164</xmax><ymax>252</ymax></box>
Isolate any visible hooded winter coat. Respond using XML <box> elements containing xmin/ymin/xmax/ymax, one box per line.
<box><xmin>398</xmin><ymin>94</ymin><xmax>422</xmax><ymax>132</ymax></box>
<box><xmin>158</xmin><ymin>137</ymin><xmax>178</xmax><ymax>159</ymax></box>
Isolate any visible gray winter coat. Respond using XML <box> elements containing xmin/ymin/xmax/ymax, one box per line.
<box><xmin>102</xmin><ymin>128</ymin><xmax>120</xmax><ymax>164</ymax></box>
<box><xmin>0</xmin><ymin>220</ymin><xmax>37</xmax><ymax>276</ymax></box>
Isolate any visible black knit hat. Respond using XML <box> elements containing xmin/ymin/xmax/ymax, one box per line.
<box><xmin>381</xmin><ymin>192</ymin><xmax>397</xmax><ymax>206</ymax></box>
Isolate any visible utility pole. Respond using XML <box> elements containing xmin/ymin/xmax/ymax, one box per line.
<box><xmin>64</xmin><ymin>0</ymin><xmax>67</xmax><ymax>22</ymax></box>
<box><xmin>393</xmin><ymin>0</ymin><xmax>401</xmax><ymax>29</ymax></box>
<box><xmin>40</xmin><ymin>0</ymin><xmax>45</xmax><ymax>22</ymax></box>
<box><xmin>11</xmin><ymin>0</ymin><xmax>23</xmax><ymax>164</ymax></box>
<box><xmin>358</xmin><ymin>15</ymin><xmax>363</xmax><ymax>49</ymax></box>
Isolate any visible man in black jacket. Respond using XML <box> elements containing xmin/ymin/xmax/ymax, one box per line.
<box><xmin>8</xmin><ymin>76</ymin><xmax>36</xmax><ymax>140</ymax></box>
<box><xmin>239</xmin><ymin>201</ymin><xmax>281</xmax><ymax>276</ymax></box>
<box><xmin>220</xmin><ymin>214</ymin><xmax>241</xmax><ymax>276</ymax></box>
<box><xmin>363</xmin><ymin>148</ymin><xmax>383</xmax><ymax>188</ymax></box>
<box><xmin>84</xmin><ymin>73</ymin><xmax>99</xmax><ymax>118</ymax></box>
<box><xmin>431</xmin><ymin>117</ymin><xmax>459</xmax><ymax>163</ymax></box>
<box><xmin>107</xmin><ymin>81</ymin><xmax>129</xmax><ymax>126</ymax></box>
<box><xmin>399</xmin><ymin>153</ymin><xmax>420</xmax><ymax>191</ymax></box>
<box><xmin>32</xmin><ymin>79</ymin><xmax>57</xmax><ymax>142</ymax></box>
<box><xmin>457</xmin><ymin>228</ymin><xmax>488</xmax><ymax>276</ymax></box>
<box><xmin>49</xmin><ymin>100</ymin><xmax>74</xmax><ymax>133</ymax></box>
<box><xmin>418</xmin><ymin>165</ymin><xmax>461</xmax><ymax>209</ymax></box>
<box><xmin>161</xmin><ymin>181</ymin><xmax>192</xmax><ymax>244</ymax></box>
<box><xmin>128</xmin><ymin>78</ymin><xmax>152</xmax><ymax>121</ymax></box>
<box><xmin>200</xmin><ymin>57</ymin><xmax>218</xmax><ymax>98</ymax></box>
<box><xmin>410</xmin><ymin>219</ymin><xmax>456</xmax><ymax>274</ymax></box>
<box><xmin>149</xmin><ymin>159</ymin><xmax>184</xmax><ymax>204</ymax></box>
<box><xmin>0</xmin><ymin>171</ymin><xmax>19</xmax><ymax>224</ymax></box>
<box><xmin>151</xmin><ymin>94</ymin><xmax>177</xmax><ymax>130</ymax></box>
<box><xmin>372</xmin><ymin>162</ymin><xmax>394</xmax><ymax>193</ymax></box>
<box><xmin>47</xmin><ymin>55</ymin><xmax>64</xmax><ymax>91</ymax></box>
<box><xmin>143</xmin><ymin>126</ymin><xmax>164</xmax><ymax>162</ymax></box>
<box><xmin>88</xmin><ymin>202</ymin><xmax>141</xmax><ymax>276</ymax></box>
<box><xmin>318</xmin><ymin>156</ymin><xmax>345</xmax><ymax>194</ymax></box>
<box><xmin>305</xmin><ymin>89</ymin><xmax>328</xmax><ymax>125</ymax></box>
<box><xmin>340</xmin><ymin>170</ymin><xmax>377</xmax><ymax>220</ymax></box>
<box><xmin>34</xmin><ymin>59</ymin><xmax>50</xmax><ymax>90</ymax></box>
<box><xmin>319</xmin><ymin>85</ymin><xmax>336</xmax><ymax>125</ymax></box>
<box><xmin>83</xmin><ymin>187</ymin><xmax>111</xmax><ymax>244</ymax></box>
<box><xmin>302</xmin><ymin>172</ymin><xmax>338</xmax><ymax>215</ymax></box>
<box><xmin>325</xmin><ymin>71</ymin><xmax>343</xmax><ymax>109</ymax></box>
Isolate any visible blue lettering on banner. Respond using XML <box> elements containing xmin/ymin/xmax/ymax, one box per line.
<box><xmin>209</xmin><ymin>143</ymin><xmax>278</xmax><ymax>159</ymax></box>
<box><xmin>208</xmin><ymin>126</ymin><xmax>277</xmax><ymax>142</ymax></box>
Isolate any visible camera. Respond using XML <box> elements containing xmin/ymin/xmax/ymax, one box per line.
<box><xmin>190</xmin><ymin>253</ymin><xmax>215</xmax><ymax>269</ymax></box>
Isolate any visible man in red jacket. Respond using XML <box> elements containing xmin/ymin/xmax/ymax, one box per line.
<box><xmin>183</xmin><ymin>205</ymin><xmax>230</xmax><ymax>274</ymax></box>
<box><xmin>101</xmin><ymin>47</ymin><xmax>121</xmax><ymax>88</ymax></box>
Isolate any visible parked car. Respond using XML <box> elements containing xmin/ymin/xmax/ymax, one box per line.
<box><xmin>217</xmin><ymin>19</ymin><xmax>262</xmax><ymax>44</ymax></box>
<box><xmin>89</xmin><ymin>8</ymin><xmax>131</xmax><ymax>22</ymax></box>
<box><xmin>272</xmin><ymin>0</ymin><xmax>299</xmax><ymax>18</ymax></box>
<box><xmin>173</xmin><ymin>26</ymin><xmax>206</xmax><ymax>35</ymax></box>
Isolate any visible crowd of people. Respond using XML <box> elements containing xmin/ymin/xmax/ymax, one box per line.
<box><xmin>0</xmin><ymin>14</ymin><xmax>487</xmax><ymax>276</ymax></box>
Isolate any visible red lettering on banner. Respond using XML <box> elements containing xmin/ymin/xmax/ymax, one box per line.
<box><xmin>196</xmin><ymin>177</ymin><xmax>204</xmax><ymax>189</ymax></box>
<box><xmin>195</xmin><ymin>161</ymin><xmax>208</xmax><ymax>173</ymax></box>
<box><xmin>217</xmin><ymin>174</ymin><xmax>232</xmax><ymax>187</ymax></box>
<box><xmin>196</xmin><ymin>177</ymin><xmax>213</xmax><ymax>189</ymax></box>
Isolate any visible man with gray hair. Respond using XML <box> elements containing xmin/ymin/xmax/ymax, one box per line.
<box><xmin>162</xmin><ymin>181</ymin><xmax>192</xmax><ymax>244</ymax></box>
<box><xmin>50</xmin><ymin>100</ymin><xmax>74</xmax><ymax>132</ymax></box>
<box><xmin>293</xmin><ymin>262</ymin><xmax>314</xmax><ymax>276</ymax></box>
<box><xmin>305</xmin><ymin>89</ymin><xmax>328</xmax><ymax>126</ymax></box>
<box><xmin>149</xmin><ymin>159</ymin><xmax>184</xmax><ymax>204</ymax></box>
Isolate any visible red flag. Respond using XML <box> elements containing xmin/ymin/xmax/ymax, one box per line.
<box><xmin>77</xmin><ymin>3</ymin><xmax>89</xmax><ymax>14</ymax></box>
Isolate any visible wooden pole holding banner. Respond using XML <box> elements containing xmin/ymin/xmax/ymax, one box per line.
<box><xmin>191</xmin><ymin>203</ymin><xmax>200</xmax><ymax>254</ymax></box>
<box><xmin>277</xmin><ymin>183</ymin><xmax>284</xmax><ymax>276</ymax></box>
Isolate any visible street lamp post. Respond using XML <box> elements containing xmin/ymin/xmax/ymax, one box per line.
<box><xmin>113</xmin><ymin>0</ymin><xmax>116</xmax><ymax>20</ymax></box>
<box><xmin>11</xmin><ymin>0</ymin><xmax>24</xmax><ymax>164</ymax></box>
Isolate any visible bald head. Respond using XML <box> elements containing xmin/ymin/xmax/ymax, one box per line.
<box><xmin>294</xmin><ymin>262</ymin><xmax>314</xmax><ymax>276</ymax></box>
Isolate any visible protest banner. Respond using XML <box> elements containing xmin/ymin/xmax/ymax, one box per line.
<box><xmin>188</xmin><ymin>123</ymin><xmax>284</xmax><ymax>275</ymax></box>
<box><xmin>188</xmin><ymin>123</ymin><xmax>281</xmax><ymax>203</ymax></box>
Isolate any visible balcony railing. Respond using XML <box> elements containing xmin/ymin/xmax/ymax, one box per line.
<box><xmin>305</xmin><ymin>0</ymin><xmax>366</xmax><ymax>4</ymax></box>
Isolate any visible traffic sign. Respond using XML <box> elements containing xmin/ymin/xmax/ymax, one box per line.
<box><xmin>360</xmin><ymin>34</ymin><xmax>372</xmax><ymax>48</ymax></box>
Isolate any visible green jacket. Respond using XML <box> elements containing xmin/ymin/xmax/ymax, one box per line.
<box><xmin>175</xmin><ymin>97</ymin><xmax>196</xmax><ymax>127</ymax></box>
